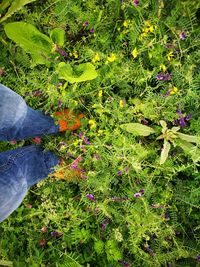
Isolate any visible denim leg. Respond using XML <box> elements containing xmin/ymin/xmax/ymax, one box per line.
<box><xmin>0</xmin><ymin>145</ymin><xmax>60</xmax><ymax>222</ymax></box>
<box><xmin>0</xmin><ymin>84</ymin><xmax>59</xmax><ymax>141</ymax></box>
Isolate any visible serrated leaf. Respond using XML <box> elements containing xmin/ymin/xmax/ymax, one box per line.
<box><xmin>0</xmin><ymin>0</ymin><xmax>36</xmax><ymax>22</ymax></box>
<box><xmin>120</xmin><ymin>123</ymin><xmax>155</xmax><ymax>136</ymax></box>
<box><xmin>57</xmin><ymin>62</ymin><xmax>98</xmax><ymax>83</ymax></box>
<box><xmin>160</xmin><ymin>140</ymin><xmax>171</xmax><ymax>165</ymax></box>
<box><xmin>50</xmin><ymin>28</ymin><xmax>65</xmax><ymax>47</ymax></box>
<box><xmin>177</xmin><ymin>132</ymin><xmax>199</xmax><ymax>143</ymax></box>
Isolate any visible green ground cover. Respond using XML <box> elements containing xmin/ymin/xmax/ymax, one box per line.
<box><xmin>0</xmin><ymin>0</ymin><xmax>200</xmax><ymax>266</ymax></box>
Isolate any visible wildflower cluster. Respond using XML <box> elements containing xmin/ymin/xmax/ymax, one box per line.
<box><xmin>0</xmin><ymin>0</ymin><xmax>199</xmax><ymax>266</ymax></box>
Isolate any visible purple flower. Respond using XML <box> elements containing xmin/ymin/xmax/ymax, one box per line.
<box><xmin>165</xmin><ymin>43</ymin><xmax>174</xmax><ymax>49</ymax></box>
<box><xmin>185</xmin><ymin>114</ymin><xmax>191</xmax><ymax>121</ymax></box>
<box><xmin>118</xmin><ymin>260</ymin><xmax>130</xmax><ymax>267</ymax></box>
<box><xmin>139</xmin><ymin>188</ymin><xmax>145</xmax><ymax>194</ymax></box>
<box><xmin>177</xmin><ymin>110</ymin><xmax>182</xmax><ymax>116</ymax></box>
<box><xmin>163</xmin><ymin>90</ymin><xmax>170</xmax><ymax>97</ymax></box>
<box><xmin>179</xmin><ymin>117</ymin><xmax>186</xmax><ymax>127</ymax></box>
<box><xmin>133</xmin><ymin>0</ymin><xmax>139</xmax><ymax>6</ymax></box>
<box><xmin>156</xmin><ymin>73</ymin><xmax>171</xmax><ymax>81</ymax></box>
<box><xmin>79</xmin><ymin>133</ymin><xmax>90</xmax><ymax>145</ymax></box>
<box><xmin>79</xmin><ymin>133</ymin><xmax>84</xmax><ymax>138</ymax></box>
<box><xmin>93</xmin><ymin>154</ymin><xmax>101</xmax><ymax>160</ymax></box>
<box><xmin>165</xmin><ymin>212</ymin><xmax>169</xmax><ymax>219</ymax></box>
<box><xmin>90</xmin><ymin>28</ymin><xmax>95</xmax><ymax>33</ymax></box>
<box><xmin>117</xmin><ymin>170</ymin><xmax>123</xmax><ymax>176</ymax></box>
<box><xmin>83</xmin><ymin>21</ymin><xmax>89</xmax><ymax>27</ymax></box>
<box><xmin>175</xmin><ymin>110</ymin><xmax>191</xmax><ymax>128</ymax></box>
<box><xmin>70</xmin><ymin>156</ymin><xmax>82</xmax><ymax>169</ymax></box>
<box><xmin>86</xmin><ymin>194</ymin><xmax>96</xmax><ymax>202</ymax></box>
<box><xmin>83</xmin><ymin>136</ymin><xmax>90</xmax><ymax>145</ymax></box>
<box><xmin>180</xmin><ymin>31</ymin><xmax>186</xmax><ymax>40</ymax></box>
<box><xmin>174</xmin><ymin>49</ymin><xmax>180</xmax><ymax>55</ymax></box>
<box><xmin>100</xmin><ymin>218</ymin><xmax>109</xmax><ymax>239</ymax></box>
<box><xmin>56</xmin><ymin>45</ymin><xmax>68</xmax><ymax>57</ymax></box>
<box><xmin>101</xmin><ymin>218</ymin><xmax>109</xmax><ymax>231</ymax></box>
<box><xmin>51</xmin><ymin>231</ymin><xmax>63</xmax><ymax>237</ymax></box>
<box><xmin>196</xmin><ymin>255</ymin><xmax>200</xmax><ymax>263</ymax></box>
<box><xmin>70</xmin><ymin>163</ymin><xmax>78</xmax><ymax>169</ymax></box>
<box><xmin>134</xmin><ymin>192</ymin><xmax>142</xmax><ymax>198</ymax></box>
<box><xmin>58</xmin><ymin>100</ymin><xmax>63</xmax><ymax>107</ymax></box>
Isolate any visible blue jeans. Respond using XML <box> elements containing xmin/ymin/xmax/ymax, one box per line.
<box><xmin>0</xmin><ymin>84</ymin><xmax>60</xmax><ymax>222</ymax></box>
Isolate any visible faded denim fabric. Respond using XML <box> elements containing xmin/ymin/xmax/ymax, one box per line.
<box><xmin>0</xmin><ymin>83</ymin><xmax>59</xmax><ymax>141</ymax></box>
<box><xmin>0</xmin><ymin>84</ymin><xmax>60</xmax><ymax>222</ymax></box>
<box><xmin>0</xmin><ymin>145</ymin><xmax>59</xmax><ymax>222</ymax></box>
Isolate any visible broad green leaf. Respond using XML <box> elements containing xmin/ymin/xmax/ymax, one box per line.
<box><xmin>177</xmin><ymin>132</ymin><xmax>199</xmax><ymax>144</ymax></box>
<box><xmin>160</xmin><ymin>140</ymin><xmax>171</xmax><ymax>165</ymax></box>
<box><xmin>4</xmin><ymin>22</ymin><xmax>53</xmax><ymax>65</ymax></box>
<box><xmin>50</xmin><ymin>28</ymin><xmax>65</xmax><ymax>47</ymax></box>
<box><xmin>120</xmin><ymin>123</ymin><xmax>155</xmax><ymax>136</ymax></box>
<box><xmin>160</xmin><ymin>120</ymin><xmax>167</xmax><ymax>133</ymax></box>
<box><xmin>57</xmin><ymin>62</ymin><xmax>98</xmax><ymax>83</ymax></box>
<box><xmin>0</xmin><ymin>0</ymin><xmax>36</xmax><ymax>22</ymax></box>
<box><xmin>171</xmin><ymin>126</ymin><xmax>180</xmax><ymax>133</ymax></box>
<box><xmin>178</xmin><ymin>140</ymin><xmax>200</xmax><ymax>162</ymax></box>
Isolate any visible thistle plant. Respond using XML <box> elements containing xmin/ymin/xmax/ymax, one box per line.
<box><xmin>158</xmin><ymin>120</ymin><xmax>200</xmax><ymax>164</ymax></box>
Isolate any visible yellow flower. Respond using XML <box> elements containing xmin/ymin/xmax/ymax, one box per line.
<box><xmin>119</xmin><ymin>100</ymin><xmax>126</xmax><ymax>108</ymax></box>
<box><xmin>123</xmin><ymin>20</ymin><xmax>130</xmax><ymax>28</ymax></box>
<box><xmin>139</xmin><ymin>32</ymin><xmax>147</xmax><ymax>40</ymax></box>
<box><xmin>73</xmin><ymin>140</ymin><xmax>79</xmax><ymax>146</ymax></box>
<box><xmin>144</xmin><ymin>20</ymin><xmax>151</xmax><ymax>27</ymax></box>
<box><xmin>92</xmin><ymin>53</ymin><xmax>100</xmax><ymax>63</ymax></box>
<box><xmin>160</xmin><ymin>64</ymin><xmax>167</xmax><ymax>72</ymax></box>
<box><xmin>88</xmin><ymin>119</ymin><xmax>96</xmax><ymax>129</ymax></box>
<box><xmin>73</xmin><ymin>51</ymin><xmax>78</xmax><ymax>58</ymax></box>
<box><xmin>107</xmin><ymin>53</ymin><xmax>117</xmax><ymax>62</ymax></box>
<box><xmin>97</xmin><ymin>129</ymin><xmax>104</xmax><ymax>136</ymax></box>
<box><xmin>131</xmin><ymin>48</ymin><xmax>139</xmax><ymax>59</ymax></box>
<box><xmin>170</xmin><ymin>86</ymin><xmax>178</xmax><ymax>95</ymax></box>
<box><xmin>143</xmin><ymin>27</ymin><xmax>149</xmax><ymax>33</ymax></box>
<box><xmin>98</xmin><ymin>90</ymin><xmax>103</xmax><ymax>97</ymax></box>
<box><xmin>149</xmin><ymin>25</ymin><xmax>154</xmax><ymax>33</ymax></box>
<box><xmin>167</xmin><ymin>52</ymin><xmax>173</xmax><ymax>61</ymax></box>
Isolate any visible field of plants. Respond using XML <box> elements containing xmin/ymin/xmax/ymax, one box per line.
<box><xmin>0</xmin><ymin>0</ymin><xmax>200</xmax><ymax>266</ymax></box>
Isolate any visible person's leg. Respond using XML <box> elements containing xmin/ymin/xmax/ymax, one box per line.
<box><xmin>0</xmin><ymin>145</ymin><xmax>60</xmax><ymax>223</ymax></box>
<box><xmin>0</xmin><ymin>84</ymin><xmax>59</xmax><ymax>141</ymax></box>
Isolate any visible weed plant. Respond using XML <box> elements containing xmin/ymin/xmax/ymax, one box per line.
<box><xmin>0</xmin><ymin>0</ymin><xmax>200</xmax><ymax>266</ymax></box>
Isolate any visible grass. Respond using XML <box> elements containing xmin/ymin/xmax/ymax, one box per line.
<box><xmin>0</xmin><ymin>0</ymin><xmax>200</xmax><ymax>266</ymax></box>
